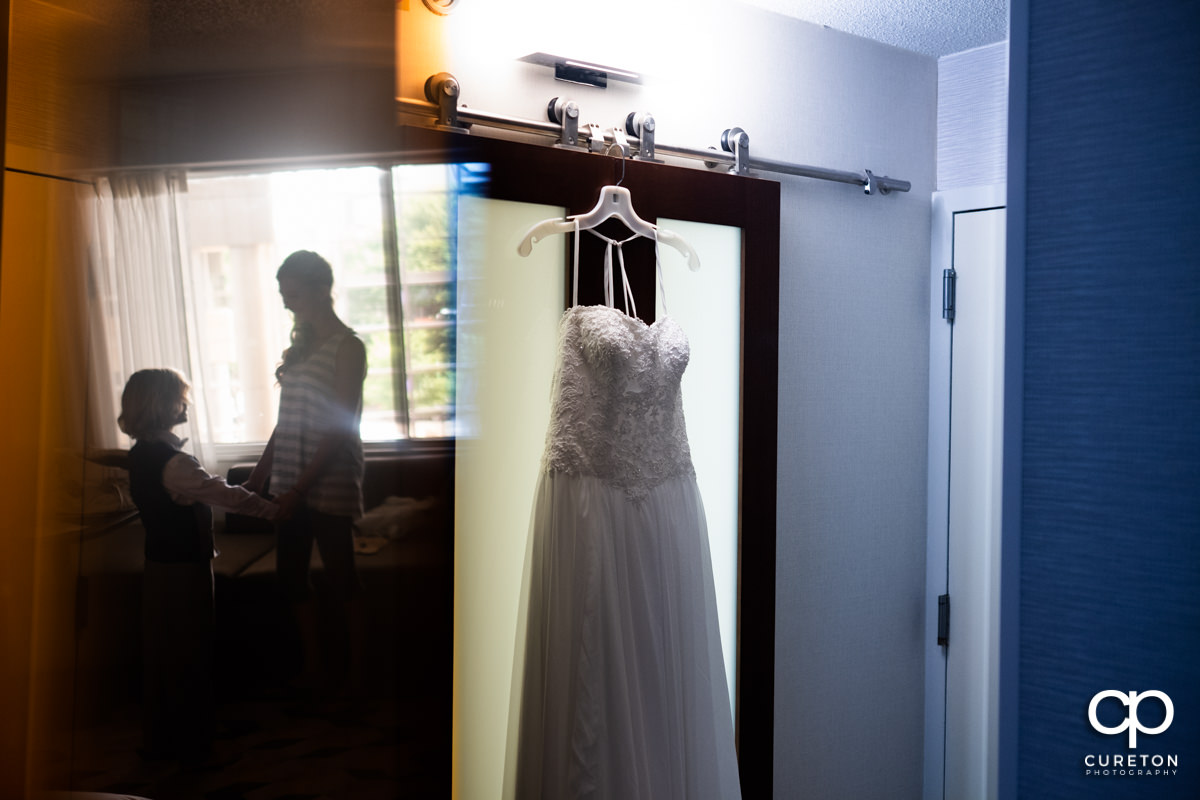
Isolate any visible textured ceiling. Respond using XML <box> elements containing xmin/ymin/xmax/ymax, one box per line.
<box><xmin>735</xmin><ymin>0</ymin><xmax>1008</xmax><ymax>57</ymax></box>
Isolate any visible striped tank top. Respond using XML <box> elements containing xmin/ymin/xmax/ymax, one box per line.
<box><xmin>272</xmin><ymin>329</ymin><xmax>365</xmax><ymax>518</ymax></box>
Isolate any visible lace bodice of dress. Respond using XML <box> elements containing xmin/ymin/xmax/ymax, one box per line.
<box><xmin>542</xmin><ymin>304</ymin><xmax>694</xmax><ymax>500</ymax></box>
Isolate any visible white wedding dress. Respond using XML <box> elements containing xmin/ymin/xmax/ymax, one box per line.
<box><xmin>510</xmin><ymin>229</ymin><xmax>742</xmax><ymax>799</ymax></box>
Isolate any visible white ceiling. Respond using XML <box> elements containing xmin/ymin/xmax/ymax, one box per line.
<box><xmin>735</xmin><ymin>0</ymin><xmax>1008</xmax><ymax>58</ymax></box>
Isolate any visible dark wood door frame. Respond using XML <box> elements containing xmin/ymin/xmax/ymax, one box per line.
<box><xmin>398</xmin><ymin>126</ymin><xmax>779</xmax><ymax>798</ymax></box>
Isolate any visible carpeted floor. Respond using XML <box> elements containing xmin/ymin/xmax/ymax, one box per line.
<box><xmin>67</xmin><ymin>686</ymin><xmax>447</xmax><ymax>799</ymax></box>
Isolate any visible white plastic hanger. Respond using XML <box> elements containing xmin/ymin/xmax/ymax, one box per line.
<box><xmin>516</xmin><ymin>184</ymin><xmax>701</xmax><ymax>271</ymax></box>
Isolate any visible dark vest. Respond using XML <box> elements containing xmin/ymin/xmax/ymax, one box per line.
<box><xmin>128</xmin><ymin>439</ymin><xmax>215</xmax><ymax>563</ymax></box>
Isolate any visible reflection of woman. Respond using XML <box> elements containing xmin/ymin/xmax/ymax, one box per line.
<box><xmin>244</xmin><ymin>250</ymin><xmax>367</xmax><ymax>691</ymax></box>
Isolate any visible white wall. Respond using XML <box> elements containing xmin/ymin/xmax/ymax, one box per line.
<box><xmin>938</xmin><ymin>42</ymin><xmax>1009</xmax><ymax>190</ymax></box>
<box><xmin>399</xmin><ymin>4</ymin><xmax>937</xmax><ymax>797</ymax></box>
<box><xmin>755</xmin><ymin>17</ymin><xmax>935</xmax><ymax>800</ymax></box>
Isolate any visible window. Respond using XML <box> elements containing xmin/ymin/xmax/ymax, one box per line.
<box><xmin>183</xmin><ymin>162</ymin><xmax>486</xmax><ymax>449</ymax></box>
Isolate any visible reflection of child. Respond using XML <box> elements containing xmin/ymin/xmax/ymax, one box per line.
<box><xmin>119</xmin><ymin>368</ymin><xmax>279</xmax><ymax>763</ymax></box>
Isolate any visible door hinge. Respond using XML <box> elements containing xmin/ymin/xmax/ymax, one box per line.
<box><xmin>942</xmin><ymin>268</ymin><xmax>957</xmax><ymax>321</ymax></box>
<box><xmin>937</xmin><ymin>593</ymin><xmax>950</xmax><ymax>647</ymax></box>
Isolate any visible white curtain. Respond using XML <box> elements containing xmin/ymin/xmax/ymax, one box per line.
<box><xmin>84</xmin><ymin>172</ymin><xmax>217</xmax><ymax>468</ymax></box>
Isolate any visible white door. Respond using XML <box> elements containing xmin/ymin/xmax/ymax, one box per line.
<box><xmin>924</xmin><ymin>186</ymin><xmax>1006</xmax><ymax>800</ymax></box>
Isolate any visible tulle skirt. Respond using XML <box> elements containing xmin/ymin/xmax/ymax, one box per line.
<box><xmin>507</xmin><ymin>471</ymin><xmax>742</xmax><ymax>800</ymax></box>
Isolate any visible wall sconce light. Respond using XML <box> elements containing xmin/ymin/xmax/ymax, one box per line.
<box><xmin>519</xmin><ymin>52</ymin><xmax>643</xmax><ymax>89</ymax></box>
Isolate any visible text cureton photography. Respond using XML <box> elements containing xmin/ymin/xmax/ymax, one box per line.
<box><xmin>1084</xmin><ymin>690</ymin><xmax>1180</xmax><ymax>779</ymax></box>
<box><xmin>1084</xmin><ymin>753</ymin><xmax>1179</xmax><ymax>777</ymax></box>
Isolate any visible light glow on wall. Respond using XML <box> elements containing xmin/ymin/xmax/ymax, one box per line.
<box><xmin>399</xmin><ymin>0</ymin><xmax>720</xmax><ymax>107</ymax></box>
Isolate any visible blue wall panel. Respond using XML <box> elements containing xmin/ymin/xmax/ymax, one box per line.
<box><xmin>1017</xmin><ymin>1</ymin><xmax>1200</xmax><ymax>797</ymax></box>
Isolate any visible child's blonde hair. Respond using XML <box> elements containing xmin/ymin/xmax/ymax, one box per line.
<box><xmin>118</xmin><ymin>368</ymin><xmax>190</xmax><ymax>440</ymax></box>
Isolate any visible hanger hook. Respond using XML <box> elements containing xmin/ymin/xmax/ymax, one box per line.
<box><xmin>602</xmin><ymin>140</ymin><xmax>627</xmax><ymax>186</ymax></box>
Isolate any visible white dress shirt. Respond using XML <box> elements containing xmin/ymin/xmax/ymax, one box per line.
<box><xmin>145</xmin><ymin>431</ymin><xmax>279</xmax><ymax>521</ymax></box>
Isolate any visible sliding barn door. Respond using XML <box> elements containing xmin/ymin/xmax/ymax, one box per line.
<box><xmin>396</xmin><ymin>128</ymin><xmax>779</xmax><ymax>800</ymax></box>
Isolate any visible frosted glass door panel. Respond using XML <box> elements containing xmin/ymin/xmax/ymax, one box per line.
<box><xmin>454</xmin><ymin>197</ymin><xmax>565</xmax><ymax>800</ymax></box>
<box><xmin>660</xmin><ymin>218</ymin><xmax>742</xmax><ymax>713</ymax></box>
<box><xmin>455</xmin><ymin>207</ymin><xmax>744</xmax><ymax>799</ymax></box>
